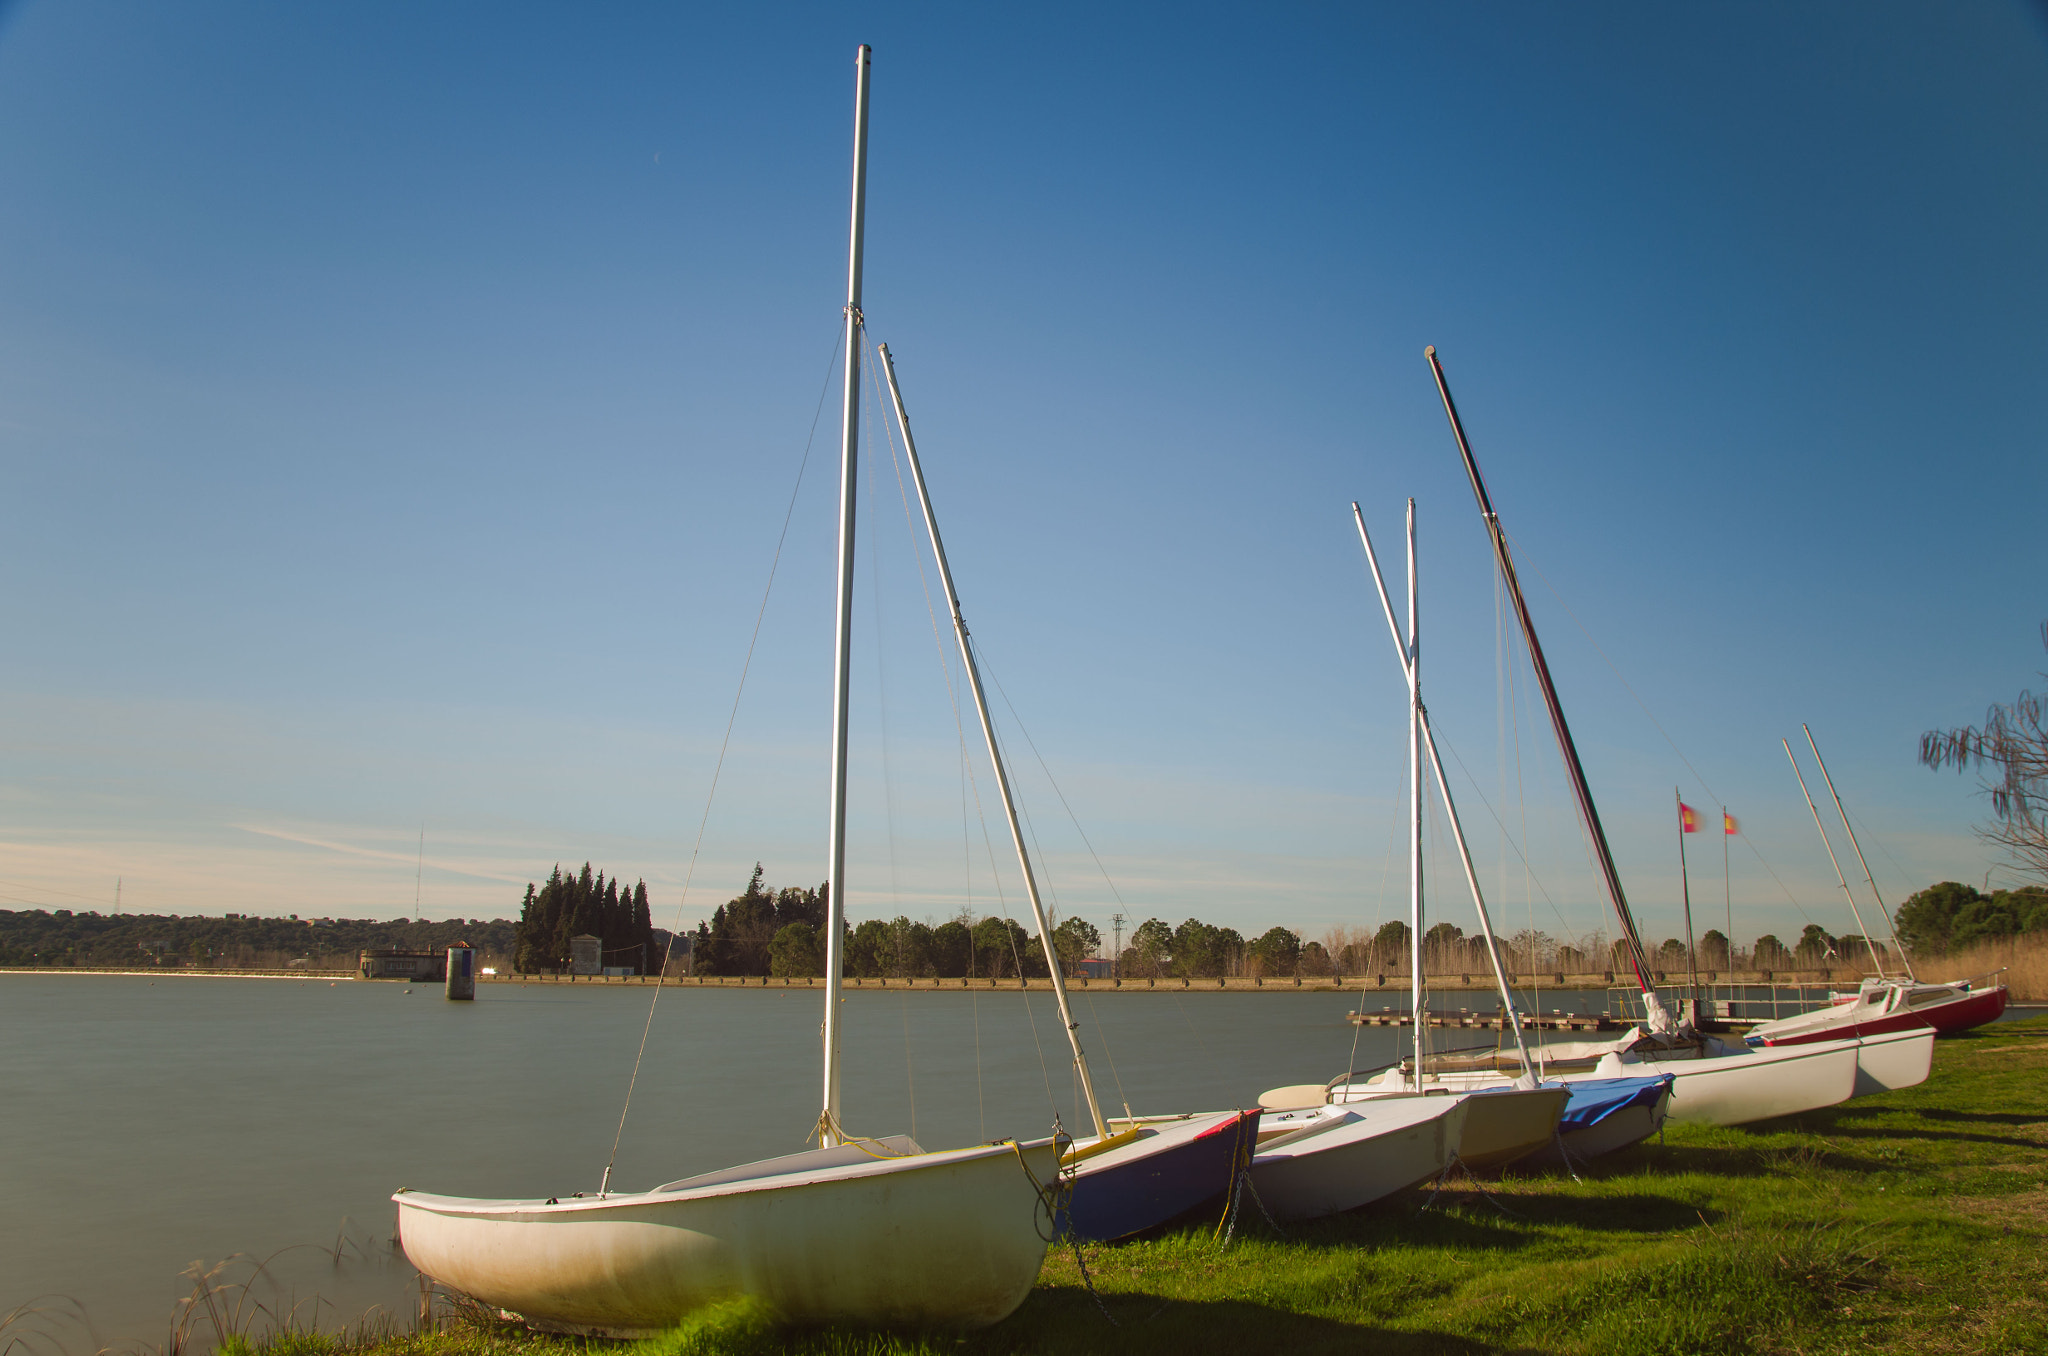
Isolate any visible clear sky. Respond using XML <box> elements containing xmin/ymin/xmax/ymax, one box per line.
<box><xmin>1</xmin><ymin>2</ymin><xmax>2043</xmax><ymax>954</ymax></box>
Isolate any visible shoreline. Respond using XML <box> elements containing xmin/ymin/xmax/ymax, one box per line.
<box><xmin>0</xmin><ymin>964</ymin><xmax>1931</xmax><ymax>994</ymax></box>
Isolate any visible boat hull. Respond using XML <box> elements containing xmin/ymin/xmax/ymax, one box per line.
<box><xmin>1060</xmin><ymin>1109</ymin><xmax>1258</xmax><ymax>1241</ymax></box>
<box><xmin>1521</xmin><ymin>1076</ymin><xmax>1673</xmax><ymax>1167</ymax></box>
<box><xmin>1753</xmin><ymin>984</ymin><xmax>2007</xmax><ymax>1046</ymax></box>
<box><xmin>1451</xmin><ymin>1086</ymin><xmax>1569</xmax><ymax>1171</ymax></box>
<box><xmin>1368</xmin><ymin>1037</ymin><xmax>1862</xmax><ymax>1128</ymax></box>
<box><xmin>395</xmin><ymin>1140</ymin><xmax>1057</xmax><ymax>1333</ymax></box>
<box><xmin>1850</xmin><ymin>1026</ymin><xmax>1935</xmax><ymax>1097</ymax></box>
<box><xmin>1645</xmin><ymin>1040</ymin><xmax>1860</xmax><ymax>1126</ymax></box>
<box><xmin>1248</xmin><ymin>1095</ymin><xmax>1467</xmax><ymax>1223</ymax></box>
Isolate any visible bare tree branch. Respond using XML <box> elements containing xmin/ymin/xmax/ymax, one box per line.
<box><xmin>1921</xmin><ymin>622</ymin><xmax>2048</xmax><ymax>883</ymax></box>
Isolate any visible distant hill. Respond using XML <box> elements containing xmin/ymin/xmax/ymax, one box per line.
<box><xmin>0</xmin><ymin>909</ymin><xmax>519</xmax><ymax>969</ymax></box>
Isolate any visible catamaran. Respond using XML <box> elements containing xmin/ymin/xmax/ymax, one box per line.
<box><xmin>392</xmin><ymin>48</ymin><xmax>1059</xmax><ymax>1334</ymax></box>
<box><xmin>1743</xmin><ymin>726</ymin><xmax>2007</xmax><ymax>1046</ymax></box>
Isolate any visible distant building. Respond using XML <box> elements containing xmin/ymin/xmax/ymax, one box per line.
<box><xmin>570</xmin><ymin>934</ymin><xmax>602</xmax><ymax>976</ymax></box>
<box><xmin>1076</xmin><ymin>958</ymin><xmax>1114</xmax><ymax>979</ymax></box>
<box><xmin>358</xmin><ymin>949</ymin><xmax>446</xmax><ymax>981</ymax></box>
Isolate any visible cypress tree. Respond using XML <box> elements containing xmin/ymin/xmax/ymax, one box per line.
<box><xmin>632</xmin><ymin>881</ymin><xmax>653</xmax><ymax>973</ymax></box>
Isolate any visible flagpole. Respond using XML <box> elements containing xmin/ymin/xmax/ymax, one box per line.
<box><xmin>1722</xmin><ymin>806</ymin><xmax>1732</xmax><ymax>965</ymax></box>
<box><xmin>1676</xmin><ymin>790</ymin><xmax>1700</xmax><ymax>1017</ymax></box>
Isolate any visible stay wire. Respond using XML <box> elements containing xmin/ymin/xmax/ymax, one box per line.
<box><xmin>973</xmin><ymin>644</ymin><xmax>1155</xmax><ymax>1101</ymax></box>
<box><xmin>862</xmin><ymin>331</ymin><xmax>1009</xmax><ymax>1136</ymax></box>
<box><xmin>601</xmin><ymin>323</ymin><xmax>841</xmax><ymax>1192</ymax></box>
<box><xmin>1501</xmin><ymin>527</ymin><xmax>1819</xmax><ymax>929</ymax></box>
<box><xmin>974</xmin><ymin>637</ymin><xmax>1130</xmax><ymax>916</ymax></box>
<box><xmin>857</xmin><ymin>358</ymin><xmax>921</xmax><ymax>1135</ymax></box>
<box><xmin>867</xmin><ymin>335</ymin><xmax>985</xmax><ymax>937</ymax></box>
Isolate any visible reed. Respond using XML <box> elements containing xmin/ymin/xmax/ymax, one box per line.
<box><xmin>1917</xmin><ymin>930</ymin><xmax>2048</xmax><ymax>1000</ymax></box>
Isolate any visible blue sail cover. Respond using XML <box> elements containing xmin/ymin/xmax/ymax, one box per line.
<box><xmin>1550</xmin><ymin>1074</ymin><xmax>1673</xmax><ymax>1132</ymax></box>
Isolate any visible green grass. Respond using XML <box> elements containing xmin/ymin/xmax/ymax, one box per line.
<box><xmin>228</xmin><ymin>1019</ymin><xmax>2048</xmax><ymax>1355</ymax></box>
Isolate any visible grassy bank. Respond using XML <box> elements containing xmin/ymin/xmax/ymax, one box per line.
<box><xmin>195</xmin><ymin>1019</ymin><xmax>2048</xmax><ymax>1355</ymax></box>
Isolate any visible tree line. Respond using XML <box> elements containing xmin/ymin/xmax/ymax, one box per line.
<box><xmin>692</xmin><ymin>866</ymin><xmax>1102</xmax><ymax>979</ymax></box>
<box><xmin>683</xmin><ymin>865</ymin><xmax>2038</xmax><ymax>983</ymax></box>
<box><xmin>0</xmin><ymin>910</ymin><xmax>516</xmax><ymax>969</ymax></box>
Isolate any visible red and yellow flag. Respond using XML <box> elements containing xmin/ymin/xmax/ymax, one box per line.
<box><xmin>1724</xmin><ymin>812</ymin><xmax>1739</xmax><ymax>836</ymax></box>
<box><xmin>1679</xmin><ymin>802</ymin><xmax>1699</xmax><ymax>833</ymax></box>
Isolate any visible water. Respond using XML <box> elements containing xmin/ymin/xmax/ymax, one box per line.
<box><xmin>14</xmin><ymin>973</ymin><xmax>2014</xmax><ymax>1349</ymax></box>
<box><xmin>0</xmin><ymin>974</ymin><xmax>1393</xmax><ymax>1350</ymax></box>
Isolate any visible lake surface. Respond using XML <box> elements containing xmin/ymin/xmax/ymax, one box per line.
<box><xmin>0</xmin><ymin>974</ymin><xmax>1401</xmax><ymax>1351</ymax></box>
<box><xmin>6</xmin><ymin>973</ymin><xmax>2021</xmax><ymax>1351</ymax></box>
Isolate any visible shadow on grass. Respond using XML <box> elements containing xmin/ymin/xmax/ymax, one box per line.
<box><xmin>1596</xmin><ymin>1140</ymin><xmax>1894</xmax><ymax>1177</ymax></box>
<box><xmin>1911</xmin><ymin>1108</ymin><xmax>2047</xmax><ymax>1128</ymax></box>
<box><xmin>990</xmin><ymin>1288</ymin><xmax>1535</xmax><ymax>1356</ymax></box>
<box><xmin>1137</xmin><ymin>1186</ymin><xmax>1721</xmax><ymax>1257</ymax></box>
<box><xmin>1135</xmin><ymin>1179</ymin><xmax>1718</xmax><ymax>1257</ymax></box>
<box><xmin>1784</xmin><ymin>1102</ymin><xmax>2045</xmax><ymax>1149</ymax></box>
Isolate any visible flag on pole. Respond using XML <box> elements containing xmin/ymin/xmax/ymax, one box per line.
<box><xmin>1679</xmin><ymin>802</ymin><xmax>1699</xmax><ymax>833</ymax></box>
<box><xmin>1724</xmin><ymin>811</ymin><xmax>1739</xmax><ymax>836</ymax></box>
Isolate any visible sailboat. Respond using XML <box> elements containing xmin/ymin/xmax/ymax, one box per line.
<box><xmin>1743</xmin><ymin>727</ymin><xmax>2007</xmax><ymax>1046</ymax></box>
<box><xmin>391</xmin><ymin>47</ymin><xmax>1059</xmax><ymax>1335</ymax></box>
<box><xmin>875</xmin><ymin>344</ymin><xmax>1259</xmax><ymax>1242</ymax></box>
<box><xmin>1246</xmin><ymin>504</ymin><xmax>1558</xmax><ymax>1223</ymax></box>
<box><xmin>1256</xmin><ymin>500</ymin><xmax>1568</xmax><ymax>1175</ymax></box>
<box><xmin>1314</xmin><ymin>498</ymin><xmax>1667</xmax><ymax>1165</ymax></box>
<box><xmin>1370</xmin><ymin>345</ymin><xmax>1930</xmax><ymax>1127</ymax></box>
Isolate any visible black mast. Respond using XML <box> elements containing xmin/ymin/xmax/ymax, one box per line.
<box><xmin>1424</xmin><ymin>345</ymin><xmax>1658</xmax><ymax>999</ymax></box>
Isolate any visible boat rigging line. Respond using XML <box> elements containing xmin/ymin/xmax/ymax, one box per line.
<box><xmin>1426</xmin><ymin>345</ymin><xmax>1667</xmax><ymax>1029</ymax></box>
<box><xmin>598</xmin><ymin>320</ymin><xmax>844</xmax><ymax>1195</ymax></box>
<box><xmin>1784</xmin><ymin>737</ymin><xmax>1889</xmax><ymax>977</ymax></box>
<box><xmin>1492</xmin><ymin>520</ymin><xmax>1822</xmax><ymax>931</ymax></box>
<box><xmin>1803</xmin><ymin>724</ymin><xmax>1917</xmax><ymax>980</ymax></box>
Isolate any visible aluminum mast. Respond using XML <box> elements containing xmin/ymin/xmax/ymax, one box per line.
<box><xmin>876</xmin><ymin>342</ymin><xmax>1110</xmax><ymax>1141</ymax></box>
<box><xmin>1783</xmin><ymin>738</ymin><xmax>1887</xmax><ymax>977</ymax></box>
<box><xmin>1354</xmin><ymin>503</ymin><xmax>1538</xmax><ymax>1084</ymax></box>
<box><xmin>819</xmin><ymin>43</ymin><xmax>871</xmax><ymax>1148</ymax></box>
<box><xmin>1405</xmin><ymin>500</ymin><xmax>1426</xmax><ymax>1081</ymax></box>
<box><xmin>1804</xmin><ymin>725</ymin><xmax>1917</xmax><ymax>982</ymax></box>
<box><xmin>1424</xmin><ymin>345</ymin><xmax>1673</xmax><ymax>1033</ymax></box>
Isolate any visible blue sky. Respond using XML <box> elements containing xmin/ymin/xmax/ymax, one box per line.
<box><xmin>0</xmin><ymin>2</ymin><xmax>2042</xmax><ymax>953</ymax></box>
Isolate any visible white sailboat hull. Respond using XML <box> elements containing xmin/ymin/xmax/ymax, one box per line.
<box><xmin>1850</xmin><ymin>1026</ymin><xmax>1935</xmax><ymax>1097</ymax></box>
<box><xmin>1248</xmin><ymin>1095</ymin><xmax>1468</xmax><ymax>1223</ymax></box>
<box><xmin>1318</xmin><ymin>1030</ymin><xmax>1867</xmax><ymax>1129</ymax></box>
<box><xmin>1644</xmin><ymin>1040</ymin><xmax>1860</xmax><ymax>1125</ymax></box>
<box><xmin>395</xmin><ymin>1139</ymin><xmax>1057</xmax><ymax>1334</ymax></box>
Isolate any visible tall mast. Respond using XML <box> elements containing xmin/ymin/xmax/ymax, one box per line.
<box><xmin>1777</xmin><ymin>745</ymin><xmax>1884</xmax><ymax>979</ymax></box>
<box><xmin>1424</xmin><ymin>345</ymin><xmax>1672</xmax><ymax>1033</ymax></box>
<box><xmin>1804</xmin><ymin>725</ymin><xmax>1916</xmax><ymax>982</ymax></box>
<box><xmin>877</xmin><ymin>343</ymin><xmax>1109</xmax><ymax>1141</ymax></box>
<box><xmin>1675</xmin><ymin>790</ymin><xmax>1700</xmax><ymax>1008</ymax></box>
<box><xmin>1355</xmin><ymin>504</ymin><xmax>1537</xmax><ymax>1083</ymax></box>
<box><xmin>1405</xmin><ymin>499</ymin><xmax>1426</xmax><ymax>1083</ymax></box>
<box><xmin>1783</xmin><ymin>739</ymin><xmax>1885</xmax><ymax>976</ymax></box>
<box><xmin>819</xmin><ymin>42</ymin><xmax>871</xmax><ymax>1148</ymax></box>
